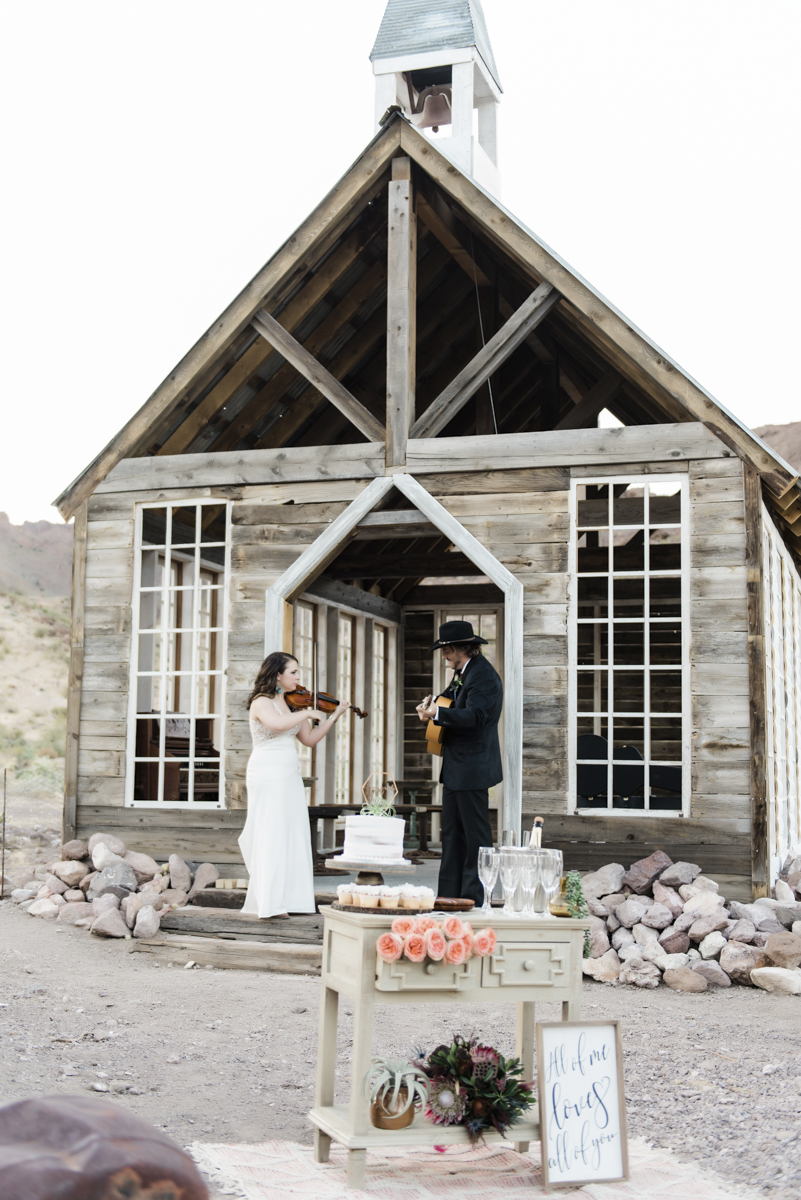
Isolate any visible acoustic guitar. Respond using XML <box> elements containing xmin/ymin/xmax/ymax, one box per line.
<box><xmin>425</xmin><ymin>695</ymin><xmax>453</xmax><ymax>757</ymax></box>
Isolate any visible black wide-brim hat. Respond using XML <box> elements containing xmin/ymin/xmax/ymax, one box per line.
<box><xmin>429</xmin><ymin>620</ymin><xmax>489</xmax><ymax>652</ymax></box>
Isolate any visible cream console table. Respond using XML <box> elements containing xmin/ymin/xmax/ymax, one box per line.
<box><xmin>309</xmin><ymin>906</ymin><xmax>589</xmax><ymax>1189</ymax></box>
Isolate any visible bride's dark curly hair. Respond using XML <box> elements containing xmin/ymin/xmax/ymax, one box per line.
<box><xmin>247</xmin><ymin>652</ymin><xmax>298</xmax><ymax>708</ymax></box>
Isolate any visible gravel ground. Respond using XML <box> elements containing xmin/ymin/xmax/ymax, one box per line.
<box><xmin>1</xmin><ymin>901</ymin><xmax>800</xmax><ymax>1200</ymax></box>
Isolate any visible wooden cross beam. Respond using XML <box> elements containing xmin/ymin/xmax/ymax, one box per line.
<box><xmin>554</xmin><ymin>371</ymin><xmax>623</xmax><ymax>431</ymax></box>
<box><xmin>250</xmin><ymin>310</ymin><xmax>385</xmax><ymax>444</ymax></box>
<box><xmin>409</xmin><ymin>281</ymin><xmax>560</xmax><ymax>439</ymax></box>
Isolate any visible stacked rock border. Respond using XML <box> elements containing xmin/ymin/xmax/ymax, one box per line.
<box><xmin>581</xmin><ymin>850</ymin><xmax>801</xmax><ymax>994</ymax></box>
<box><xmin>8</xmin><ymin>833</ymin><xmax>219</xmax><ymax>939</ymax></box>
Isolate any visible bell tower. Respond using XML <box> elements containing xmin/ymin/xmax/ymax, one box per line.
<box><xmin>370</xmin><ymin>0</ymin><xmax>502</xmax><ymax>197</ymax></box>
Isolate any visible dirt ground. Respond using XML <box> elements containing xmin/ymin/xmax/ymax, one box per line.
<box><xmin>1</xmin><ymin>901</ymin><xmax>801</xmax><ymax>1200</ymax></box>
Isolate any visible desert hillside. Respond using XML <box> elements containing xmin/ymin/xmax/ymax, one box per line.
<box><xmin>754</xmin><ymin>420</ymin><xmax>801</xmax><ymax>474</ymax></box>
<box><xmin>0</xmin><ymin>511</ymin><xmax>73</xmax><ymax>596</ymax></box>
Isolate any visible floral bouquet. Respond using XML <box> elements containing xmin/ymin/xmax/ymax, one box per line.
<box><xmin>376</xmin><ymin>915</ymin><xmax>496</xmax><ymax>967</ymax></box>
<box><xmin>414</xmin><ymin>1035</ymin><xmax>535</xmax><ymax>1142</ymax></box>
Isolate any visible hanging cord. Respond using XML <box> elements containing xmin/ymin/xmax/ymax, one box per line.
<box><xmin>470</xmin><ymin>232</ymin><xmax>498</xmax><ymax>434</ymax></box>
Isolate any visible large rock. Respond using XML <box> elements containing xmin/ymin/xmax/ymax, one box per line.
<box><xmin>88</xmin><ymin>832</ymin><xmax>126</xmax><ymax>856</ymax></box>
<box><xmin>589</xmin><ymin>922</ymin><xmax>611</xmax><ymax>959</ymax></box>
<box><xmin>622</xmin><ymin>850</ymin><xmax>673</xmax><ymax>894</ymax></box>
<box><xmin>44</xmin><ymin>873</ymin><xmax>68</xmax><ymax>896</ymax></box>
<box><xmin>652</xmin><ymin>951</ymin><xmax>689</xmax><ymax>971</ymax></box>
<box><xmin>588</xmin><ymin>896</ymin><xmax>611</xmax><ymax>918</ymax></box>
<box><xmin>91</xmin><ymin>907</ymin><xmax>129</xmax><ymax>938</ymax></box>
<box><xmin>612</xmin><ymin>927</ymin><xmax>634</xmax><ymax>950</ymax></box>
<box><xmin>674</xmin><ymin>910</ymin><xmax>698</xmax><ymax>932</ymax></box>
<box><xmin>788</xmin><ymin>871</ymin><xmax>801</xmax><ymax>895</ymax></box>
<box><xmin>57</xmin><ymin>901</ymin><xmax>95</xmax><ymax>924</ymax></box>
<box><xmin>51</xmin><ymin>860</ymin><xmax>89</xmax><ymax>887</ymax></box>
<box><xmin>79</xmin><ymin>872</ymin><xmax>97</xmax><ymax>893</ymax></box>
<box><xmin>750</xmin><ymin>967</ymin><xmax>801</xmax><ymax>995</ymax></box>
<box><xmin>580</xmin><ymin>863</ymin><xmax>626</xmax><ymax>900</ymax></box>
<box><xmin>618</xmin><ymin>943</ymin><xmax>645</xmax><ymax>962</ymax></box>
<box><xmin>765</xmin><ymin>931</ymin><xmax>801</xmax><ymax>970</ymax></box>
<box><xmin>133</xmin><ymin>906</ymin><xmax>161</xmax><ymax>938</ymax></box>
<box><xmin>582</xmin><ymin>949</ymin><xmax>621</xmax><ymax>982</ymax></box>
<box><xmin>632</xmin><ymin>922</ymin><xmax>659</xmax><ymax>946</ymax></box>
<box><xmin>729</xmin><ymin>901</ymin><xmax>768</xmax><ymax>925</ymax></box>
<box><xmin>641</xmin><ymin>902</ymin><xmax>673</xmax><ymax>930</ymax></box>
<box><xmin>88</xmin><ymin>861</ymin><xmax>138</xmax><ymax>900</ymax></box>
<box><xmin>774</xmin><ymin>879</ymin><xmax>795</xmax><ymax>904</ymax></box>
<box><xmin>719</xmin><ymin>940</ymin><xmax>771</xmax><ymax>984</ymax></box>
<box><xmin>63</xmin><ymin>889</ymin><xmax>85</xmax><ymax>903</ymax></box>
<box><xmin>28</xmin><ymin>898</ymin><xmax>59</xmax><ymax>918</ymax></box>
<box><xmin>690</xmin><ymin>875</ymin><xmax>719</xmax><ymax>893</ymax></box>
<box><xmin>122</xmin><ymin>851</ymin><xmax>160</xmax><ymax>884</ymax></box>
<box><xmin>92</xmin><ymin>843</ymin><xmax>124</xmax><ymax>872</ymax></box>
<box><xmin>698</xmin><ymin>931</ymin><xmax>727</xmax><ymax>960</ymax></box>
<box><xmin>691</xmin><ymin>960</ymin><xmax>732</xmax><ymax>988</ymax></box>
<box><xmin>772</xmin><ymin>903</ymin><xmax>801</xmax><ymax>929</ymax></box>
<box><xmin>727</xmin><ymin>919</ymin><xmax>755</xmax><ymax>944</ymax></box>
<box><xmin>663</xmin><ymin>967</ymin><xmax>707</xmax><ymax>992</ymax></box>
<box><xmin>600</xmin><ymin>893</ymin><xmax>627</xmax><ymax>912</ymax></box>
<box><xmin>158</xmin><ymin>889</ymin><xmax>188</xmax><ymax>909</ymax></box>
<box><xmin>658</xmin><ymin>861</ymin><xmax>701</xmax><ymax>888</ymax></box>
<box><xmin>658</xmin><ymin>928</ymin><xmax>691</xmax><ymax>955</ymax></box>
<box><xmin>11</xmin><ymin>888</ymin><xmax>38</xmax><ymax>904</ymax></box>
<box><xmin>615</xmin><ymin>897</ymin><xmax>651</xmax><ymax>928</ymax></box>
<box><xmin>60</xmin><ymin>839</ymin><xmax>88</xmax><ymax>860</ymax></box>
<box><xmin>683</xmin><ymin>891</ymin><xmax>724</xmax><ymax>919</ymax></box>
<box><xmin>606</xmin><ymin>913</ymin><xmax>621</xmax><ymax>933</ymax></box>
<box><xmin>688</xmin><ymin>910</ymin><xmax>730</xmax><ymax>941</ymax></box>
<box><xmin>759</xmin><ymin>919</ymin><xmax>788</xmax><ymax>935</ymax></box>
<box><xmin>793</xmin><ymin>921</ymin><xmax>801</xmax><ymax>937</ymax></box>
<box><xmin>124</xmin><ymin>890</ymin><xmax>166</xmax><ymax>929</ymax></box>
<box><xmin>92</xmin><ymin>894</ymin><xmax>120</xmax><ymax>916</ymax></box>
<box><xmin>168</xmin><ymin>854</ymin><xmax>192</xmax><ymax>893</ymax></box>
<box><xmin>619</xmin><ymin>959</ymin><xmax>661</xmax><ymax>988</ymax></box>
<box><xmin>652</xmin><ymin>881</ymin><xmax>684</xmax><ymax>918</ymax></box>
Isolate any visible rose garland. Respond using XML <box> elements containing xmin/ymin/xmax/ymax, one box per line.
<box><xmin>376</xmin><ymin>915</ymin><xmax>496</xmax><ymax>967</ymax></box>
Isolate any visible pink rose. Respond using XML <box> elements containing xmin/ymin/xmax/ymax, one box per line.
<box><xmin>460</xmin><ymin>930</ymin><xmax>474</xmax><ymax>958</ymax></box>
<box><xmin>473</xmin><ymin>929</ymin><xmax>494</xmax><ymax>957</ymax></box>
<box><xmin>484</xmin><ymin>927</ymin><xmax>497</xmax><ymax>953</ymax></box>
<box><xmin>404</xmin><ymin>933</ymin><xmax>427</xmax><ymax>963</ymax></box>
<box><xmin>391</xmin><ymin>915</ymin><xmax>415</xmax><ymax>937</ymax></box>
<box><xmin>376</xmin><ymin>932</ymin><xmax>403</xmax><ymax>963</ymax></box>
<box><xmin>414</xmin><ymin>915</ymin><xmax>438</xmax><ymax>934</ymax></box>
<box><xmin>442</xmin><ymin>916</ymin><xmax>466</xmax><ymax>940</ymax></box>
<box><xmin>425</xmin><ymin>927</ymin><xmax>447</xmax><ymax>960</ymax></box>
<box><xmin>444</xmin><ymin>937</ymin><xmax>468</xmax><ymax>965</ymax></box>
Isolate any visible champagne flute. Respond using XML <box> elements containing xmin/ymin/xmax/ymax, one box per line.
<box><xmin>519</xmin><ymin>847</ymin><xmax>540</xmax><ymax>918</ymax></box>
<box><xmin>537</xmin><ymin>850</ymin><xmax>563</xmax><ymax>917</ymax></box>
<box><xmin>477</xmin><ymin>846</ymin><xmax>498</xmax><ymax>915</ymax></box>
<box><xmin>499</xmin><ymin>849</ymin><xmax>520</xmax><ymax>916</ymax></box>
<box><xmin>500</xmin><ymin>830</ymin><xmax>518</xmax><ymax>848</ymax></box>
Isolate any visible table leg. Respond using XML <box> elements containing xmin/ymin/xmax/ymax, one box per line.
<box><xmin>514</xmin><ymin>1000</ymin><xmax>536</xmax><ymax>1153</ymax></box>
<box><xmin>418</xmin><ymin>809</ymin><xmax>429</xmax><ymax>854</ymax></box>
<box><xmin>347</xmin><ymin>1149</ymin><xmax>367</xmax><ymax>1190</ymax></box>
<box><xmin>348</xmin><ymin>987</ymin><xmax>375</xmax><ymax>1136</ymax></box>
<box><xmin>315</xmin><ymin>986</ymin><xmax>338</xmax><ymax>1111</ymax></box>
<box><xmin>562</xmin><ymin>997</ymin><xmax>581</xmax><ymax>1021</ymax></box>
<box><xmin>314</xmin><ymin>1129</ymin><xmax>331</xmax><ymax>1163</ymax></box>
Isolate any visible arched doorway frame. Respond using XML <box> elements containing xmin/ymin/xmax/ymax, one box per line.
<box><xmin>264</xmin><ymin>473</ymin><xmax>523</xmax><ymax>836</ymax></box>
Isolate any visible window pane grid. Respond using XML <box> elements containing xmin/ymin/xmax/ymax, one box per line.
<box><xmin>130</xmin><ymin>502</ymin><xmax>228</xmax><ymax>807</ymax></box>
<box><xmin>573</xmin><ymin>479</ymin><xmax>685</xmax><ymax>813</ymax></box>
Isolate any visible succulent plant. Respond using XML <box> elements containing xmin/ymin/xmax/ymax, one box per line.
<box><xmin>364</xmin><ymin>1056</ymin><xmax>428</xmax><ymax>1115</ymax></box>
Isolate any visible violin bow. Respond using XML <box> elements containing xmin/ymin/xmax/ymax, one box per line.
<box><xmin>313</xmin><ymin>641</ymin><xmax>318</xmax><ymax>714</ymax></box>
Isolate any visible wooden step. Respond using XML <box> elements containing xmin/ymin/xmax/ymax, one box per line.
<box><xmin>160</xmin><ymin>907</ymin><xmax>324</xmax><ymax>944</ymax></box>
<box><xmin>131</xmin><ymin>933</ymin><xmax>321</xmax><ymax>974</ymax></box>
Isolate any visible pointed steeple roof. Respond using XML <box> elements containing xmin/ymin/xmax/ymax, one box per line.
<box><xmin>370</xmin><ymin>0</ymin><xmax>502</xmax><ymax>91</ymax></box>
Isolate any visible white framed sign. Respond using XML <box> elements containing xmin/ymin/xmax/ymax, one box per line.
<box><xmin>536</xmin><ymin>1020</ymin><xmax>628</xmax><ymax>1189</ymax></box>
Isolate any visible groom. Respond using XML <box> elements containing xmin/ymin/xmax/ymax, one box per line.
<box><xmin>416</xmin><ymin>621</ymin><xmax>503</xmax><ymax>904</ymax></box>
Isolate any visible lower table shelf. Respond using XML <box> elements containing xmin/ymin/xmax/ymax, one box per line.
<box><xmin>309</xmin><ymin>1103</ymin><xmax>540</xmax><ymax>1150</ymax></box>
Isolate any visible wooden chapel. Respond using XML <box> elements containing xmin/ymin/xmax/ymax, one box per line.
<box><xmin>56</xmin><ymin>0</ymin><xmax>801</xmax><ymax>899</ymax></box>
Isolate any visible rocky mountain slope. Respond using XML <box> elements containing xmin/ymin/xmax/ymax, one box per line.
<box><xmin>0</xmin><ymin>512</ymin><xmax>73</xmax><ymax>597</ymax></box>
<box><xmin>754</xmin><ymin>420</ymin><xmax>801</xmax><ymax>474</ymax></box>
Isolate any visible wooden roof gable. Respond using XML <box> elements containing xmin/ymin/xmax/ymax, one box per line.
<box><xmin>54</xmin><ymin>114</ymin><xmax>797</xmax><ymax>520</ymax></box>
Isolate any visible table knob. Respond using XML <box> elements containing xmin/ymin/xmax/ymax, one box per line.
<box><xmin>425</xmin><ymin>962</ymin><xmax>439</xmax><ymax>975</ymax></box>
<box><xmin>523</xmin><ymin>959</ymin><xmax>536</xmax><ymax>971</ymax></box>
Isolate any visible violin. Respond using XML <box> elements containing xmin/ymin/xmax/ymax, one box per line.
<box><xmin>285</xmin><ymin>684</ymin><xmax>368</xmax><ymax>720</ymax></box>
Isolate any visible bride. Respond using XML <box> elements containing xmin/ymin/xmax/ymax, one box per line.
<box><xmin>239</xmin><ymin>651</ymin><xmax>350</xmax><ymax>919</ymax></box>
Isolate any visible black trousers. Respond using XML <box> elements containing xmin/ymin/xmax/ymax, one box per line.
<box><xmin>437</xmin><ymin>787</ymin><xmax>494</xmax><ymax>905</ymax></box>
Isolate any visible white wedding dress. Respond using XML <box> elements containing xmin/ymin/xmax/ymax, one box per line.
<box><xmin>238</xmin><ymin>703</ymin><xmax>316</xmax><ymax>918</ymax></box>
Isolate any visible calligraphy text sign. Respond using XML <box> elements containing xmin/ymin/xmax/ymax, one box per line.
<box><xmin>536</xmin><ymin>1020</ymin><xmax>628</xmax><ymax>1189</ymax></box>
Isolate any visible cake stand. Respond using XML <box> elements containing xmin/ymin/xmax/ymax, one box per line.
<box><xmin>323</xmin><ymin>857</ymin><xmax>416</xmax><ymax>887</ymax></box>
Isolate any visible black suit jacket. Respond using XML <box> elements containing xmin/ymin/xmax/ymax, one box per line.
<box><xmin>435</xmin><ymin>655</ymin><xmax>503</xmax><ymax>791</ymax></box>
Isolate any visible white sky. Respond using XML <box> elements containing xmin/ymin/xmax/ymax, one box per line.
<box><xmin>1</xmin><ymin>0</ymin><xmax>799</xmax><ymax>524</ymax></box>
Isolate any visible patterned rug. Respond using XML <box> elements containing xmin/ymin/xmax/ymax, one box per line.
<box><xmin>192</xmin><ymin>1137</ymin><xmax>751</xmax><ymax>1199</ymax></box>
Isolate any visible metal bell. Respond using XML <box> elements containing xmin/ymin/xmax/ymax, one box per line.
<box><xmin>414</xmin><ymin>86</ymin><xmax>452</xmax><ymax>132</ymax></box>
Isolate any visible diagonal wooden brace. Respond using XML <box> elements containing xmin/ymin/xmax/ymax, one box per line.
<box><xmin>251</xmin><ymin>310</ymin><xmax>385</xmax><ymax>444</ymax></box>
<box><xmin>409</xmin><ymin>281</ymin><xmax>560</xmax><ymax>439</ymax></box>
<box><xmin>554</xmin><ymin>371</ymin><xmax>623</xmax><ymax>431</ymax></box>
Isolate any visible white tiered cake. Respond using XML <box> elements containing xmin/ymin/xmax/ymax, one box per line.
<box><xmin>342</xmin><ymin>815</ymin><xmax>410</xmax><ymax>865</ymax></box>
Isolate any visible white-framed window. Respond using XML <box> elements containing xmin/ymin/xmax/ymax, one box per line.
<box><xmin>127</xmin><ymin>501</ymin><xmax>230</xmax><ymax>808</ymax></box>
<box><xmin>370</xmin><ymin>624</ymin><xmax>388</xmax><ymax>780</ymax></box>
<box><xmin>335</xmin><ymin>613</ymin><xmax>355</xmax><ymax>803</ymax></box>
<box><xmin>568</xmin><ymin>476</ymin><xmax>689</xmax><ymax>815</ymax></box>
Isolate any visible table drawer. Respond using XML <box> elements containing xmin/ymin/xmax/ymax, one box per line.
<box><xmin>481</xmin><ymin>942</ymin><xmax>567</xmax><ymax>988</ymax></box>
<box><xmin>375</xmin><ymin>955</ymin><xmax>480</xmax><ymax>992</ymax></box>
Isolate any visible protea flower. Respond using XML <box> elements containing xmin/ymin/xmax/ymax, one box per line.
<box><xmin>472</xmin><ymin>1045</ymin><xmax>500</xmax><ymax>1080</ymax></box>
<box><xmin>426</xmin><ymin>1076</ymin><xmax>466</xmax><ymax>1125</ymax></box>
